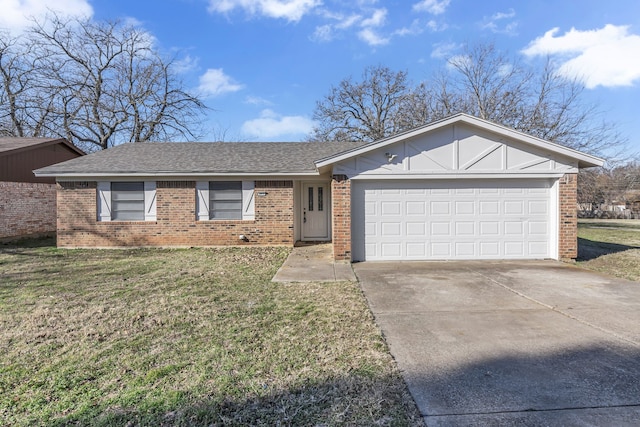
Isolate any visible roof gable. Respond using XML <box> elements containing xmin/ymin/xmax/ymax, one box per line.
<box><xmin>316</xmin><ymin>114</ymin><xmax>604</xmax><ymax>175</ymax></box>
<box><xmin>0</xmin><ymin>137</ymin><xmax>85</xmax><ymax>157</ymax></box>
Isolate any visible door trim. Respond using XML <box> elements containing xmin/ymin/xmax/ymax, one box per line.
<box><xmin>301</xmin><ymin>181</ymin><xmax>331</xmax><ymax>241</ymax></box>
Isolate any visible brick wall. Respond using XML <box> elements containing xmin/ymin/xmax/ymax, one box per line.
<box><xmin>559</xmin><ymin>173</ymin><xmax>578</xmax><ymax>260</ymax></box>
<box><xmin>331</xmin><ymin>175</ymin><xmax>351</xmax><ymax>261</ymax></box>
<box><xmin>57</xmin><ymin>180</ymin><xmax>294</xmax><ymax>247</ymax></box>
<box><xmin>0</xmin><ymin>181</ymin><xmax>56</xmax><ymax>240</ymax></box>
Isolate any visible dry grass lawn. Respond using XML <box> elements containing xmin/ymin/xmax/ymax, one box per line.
<box><xmin>578</xmin><ymin>219</ymin><xmax>640</xmax><ymax>282</ymax></box>
<box><xmin>0</xmin><ymin>239</ymin><xmax>422</xmax><ymax>426</ymax></box>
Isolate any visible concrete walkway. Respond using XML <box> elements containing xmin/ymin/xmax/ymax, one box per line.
<box><xmin>272</xmin><ymin>243</ymin><xmax>356</xmax><ymax>282</ymax></box>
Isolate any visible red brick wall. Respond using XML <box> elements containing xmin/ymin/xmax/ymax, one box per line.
<box><xmin>56</xmin><ymin>180</ymin><xmax>294</xmax><ymax>247</ymax></box>
<box><xmin>331</xmin><ymin>175</ymin><xmax>351</xmax><ymax>261</ymax></box>
<box><xmin>0</xmin><ymin>181</ymin><xmax>56</xmax><ymax>240</ymax></box>
<box><xmin>559</xmin><ymin>173</ymin><xmax>578</xmax><ymax>260</ymax></box>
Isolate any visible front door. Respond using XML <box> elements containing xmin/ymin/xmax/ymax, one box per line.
<box><xmin>302</xmin><ymin>182</ymin><xmax>329</xmax><ymax>240</ymax></box>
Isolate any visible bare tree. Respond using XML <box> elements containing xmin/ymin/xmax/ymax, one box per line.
<box><xmin>310</xmin><ymin>43</ymin><xmax>626</xmax><ymax>160</ymax></box>
<box><xmin>310</xmin><ymin>65</ymin><xmax>419</xmax><ymax>142</ymax></box>
<box><xmin>579</xmin><ymin>162</ymin><xmax>640</xmax><ymax>210</ymax></box>
<box><xmin>430</xmin><ymin>44</ymin><xmax>624</xmax><ymax>157</ymax></box>
<box><xmin>0</xmin><ymin>32</ymin><xmax>54</xmax><ymax>137</ymax></box>
<box><xmin>0</xmin><ymin>15</ymin><xmax>206</xmax><ymax>152</ymax></box>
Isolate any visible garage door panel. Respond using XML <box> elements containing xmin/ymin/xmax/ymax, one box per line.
<box><xmin>353</xmin><ymin>180</ymin><xmax>554</xmax><ymax>261</ymax></box>
<box><xmin>455</xmin><ymin>201</ymin><xmax>475</xmax><ymax>215</ymax></box>
<box><xmin>529</xmin><ymin>241</ymin><xmax>548</xmax><ymax>256</ymax></box>
<box><xmin>529</xmin><ymin>221</ymin><xmax>547</xmax><ymax>234</ymax></box>
<box><xmin>382</xmin><ymin>222</ymin><xmax>401</xmax><ymax>236</ymax></box>
<box><xmin>431</xmin><ymin>201</ymin><xmax>450</xmax><ymax>215</ymax></box>
<box><xmin>504</xmin><ymin>200</ymin><xmax>524</xmax><ymax>215</ymax></box>
<box><xmin>455</xmin><ymin>222</ymin><xmax>475</xmax><ymax>235</ymax></box>
<box><xmin>529</xmin><ymin>200</ymin><xmax>548</xmax><ymax>214</ymax></box>
<box><xmin>504</xmin><ymin>221</ymin><xmax>524</xmax><ymax>235</ymax></box>
<box><xmin>381</xmin><ymin>243</ymin><xmax>401</xmax><ymax>257</ymax></box>
<box><xmin>504</xmin><ymin>241</ymin><xmax>525</xmax><ymax>256</ymax></box>
<box><xmin>480</xmin><ymin>221</ymin><xmax>500</xmax><ymax>235</ymax></box>
<box><xmin>406</xmin><ymin>222</ymin><xmax>427</xmax><ymax>236</ymax></box>
<box><xmin>431</xmin><ymin>242</ymin><xmax>451</xmax><ymax>257</ymax></box>
<box><xmin>480</xmin><ymin>201</ymin><xmax>500</xmax><ymax>215</ymax></box>
<box><xmin>406</xmin><ymin>242</ymin><xmax>427</xmax><ymax>257</ymax></box>
<box><xmin>455</xmin><ymin>242</ymin><xmax>475</xmax><ymax>256</ymax></box>
<box><xmin>381</xmin><ymin>201</ymin><xmax>401</xmax><ymax>215</ymax></box>
<box><xmin>480</xmin><ymin>241</ymin><xmax>500</xmax><ymax>256</ymax></box>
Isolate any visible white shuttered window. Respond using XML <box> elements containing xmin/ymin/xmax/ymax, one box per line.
<box><xmin>97</xmin><ymin>181</ymin><xmax>156</xmax><ymax>221</ymax></box>
<box><xmin>196</xmin><ymin>181</ymin><xmax>254</xmax><ymax>221</ymax></box>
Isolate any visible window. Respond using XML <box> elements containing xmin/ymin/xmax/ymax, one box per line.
<box><xmin>196</xmin><ymin>181</ymin><xmax>255</xmax><ymax>221</ymax></box>
<box><xmin>209</xmin><ymin>181</ymin><xmax>242</xmax><ymax>220</ymax></box>
<box><xmin>111</xmin><ymin>182</ymin><xmax>144</xmax><ymax>220</ymax></box>
<box><xmin>97</xmin><ymin>181</ymin><xmax>156</xmax><ymax>222</ymax></box>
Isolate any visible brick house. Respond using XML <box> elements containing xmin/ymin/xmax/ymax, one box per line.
<box><xmin>35</xmin><ymin>114</ymin><xmax>603</xmax><ymax>261</ymax></box>
<box><xmin>0</xmin><ymin>137</ymin><xmax>84</xmax><ymax>240</ymax></box>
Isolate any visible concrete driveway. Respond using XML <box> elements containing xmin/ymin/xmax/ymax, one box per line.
<box><xmin>353</xmin><ymin>260</ymin><xmax>640</xmax><ymax>426</ymax></box>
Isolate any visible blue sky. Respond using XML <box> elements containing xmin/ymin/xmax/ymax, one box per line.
<box><xmin>2</xmin><ymin>0</ymin><xmax>640</xmax><ymax>153</ymax></box>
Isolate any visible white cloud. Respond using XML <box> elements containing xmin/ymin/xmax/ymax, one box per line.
<box><xmin>311</xmin><ymin>24</ymin><xmax>335</xmax><ymax>42</ymax></box>
<box><xmin>426</xmin><ymin>19</ymin><xmax>448</xmax><ymax>32</ymax></box>
<box><xmin>522</xmin><ymin>24</ymin><xmax>640</xmax><ymax>88</ymax></box>
<box><xmin>198</xmin><ymin>68</ymin><xmax>244</xmax><ymax>97</ymax></box>
<box><xmin>412</xmin><ymin>0</ymin><xmax>450</xmax><ymax>15</ymax></box>
<box><xmin>208</xmin><ymin>0</ymin><xmax>321</xmax><ymax>22</ymax></box>
<box><xmin>481</xmin><ymin>8</ymin><xmax>517</xmax><ymax>35</ymax></box>
<box><xmin>358</xmin><ymin>28</ymin><xmax>389</xmax><ymax>46</ymax></box>
<box><xmin>310</xmin><ymin>12</ymin><xmax>362</xmax><ymax>43</ymax></box>
<box><xmin>357</xmin><ymin>8</ymin><xmax>389</xmax><ymax>46</ymax></box>
<box><xmin>245</xmin><ymin>95</ymin><xmax>273</xmax><ymax>106</ymax></box>
<box><xmin>173</xmin><ymin>55</ymin><xmax>199</xmax><ymax>74</ymax></box>
<box><xmin>0</xmin><ymin>0</ymin><xmax>93</xmax><ymax>33</ymax></box>
<box><xmin>241</xmin><ymin>109</ymin><xmax>315</xmax><ymax>138</ymax></box>
<box><xmin>431</xmin><ymin>41</ymin><xmax>460</xmax><ymax>59</ymax></box>
<box><xmin>361</xmin><ymin>8</ymin><xmax>386</xmax><ymax>27</ymax></box>
<box><xmin>394</xmin><ymin>19</ymin><xmax>424</xmax><ymax>37</ymax></box>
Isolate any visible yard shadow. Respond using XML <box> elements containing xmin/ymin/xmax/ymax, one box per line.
<box><xmin>403</xmin><ymin>344</ymin><xmax>640</xmax><ymax>426</ymax></box>
<box><xmin>45</xmin><ymin>372</ymin><xmax>423</xmax><ymax>426</ymax></box>
<box><xmin>0</xmin><ymin>235</ymin><xmax>56</xmax><ymax>250</ymax></box>
<box><xmin>40</xmin><ymin>345</ymin><xmax>640</xmax><ymax>426</ymax></box>
<box><xmin>577</xmin><ymin>237</ymin><xmax>640</xmax><ymax>261</ymax></box>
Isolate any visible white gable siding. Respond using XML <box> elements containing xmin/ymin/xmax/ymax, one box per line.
<box><xmin>333</xmin><ymin>123</ymin><xmax>578</xmax><ymax>178</ymax></box>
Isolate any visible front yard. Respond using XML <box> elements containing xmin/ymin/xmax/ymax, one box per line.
<box><xmin>578</xmin><ymin>219</ymin><xmax>640</xmax><ymax>282</ymax></box>
<box><xmin>0</xmin><ymin>241</ymin><xmax>421</xmax><ymax>426</ymax></box>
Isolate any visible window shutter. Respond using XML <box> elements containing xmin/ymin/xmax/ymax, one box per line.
<box><xmin>242</xmin><ymin>181</ymin><xmax>255</xmax><ymax>220</ymax></box>
<box><xmin>196</xmin><ymin>181</ymin><xmax>209</xmax><ymax>220</ymax></box>
<box><xmin>144</xmin><ymin>181</ymin><xmax>157</xmax><ymax>221</ymax></box>
<box><xmin>97</xmin><ymin>181</ymin><xmax>111</xmax><ymax>221</ymax></box>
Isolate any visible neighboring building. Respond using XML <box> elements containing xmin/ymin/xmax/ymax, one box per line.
<box><xmin>0</xmin><ymin>137</ymin><xmax>84</xmax><ymax>240</ymax></box>
<box><xmin>35</xmin><ymin>114</ymin><xmax>603</xmax><ymax>261</ymax></box>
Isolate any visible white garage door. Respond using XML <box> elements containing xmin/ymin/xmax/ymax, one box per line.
<box><xmin>352</xmin><ymin>180</ymin><xmax>556</xmax><ymax>261</ymax></box>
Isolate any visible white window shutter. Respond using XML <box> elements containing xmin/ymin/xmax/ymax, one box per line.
<box><xmin>242</xmin><ymin>181</ymin><xmax>255</xmax><ymax>220</ymax></box>
<box><xmin>144</xmin><ymin>181</ymin><xmax>157</xmax><ymax>221</ymax></box>
<box><xmin>196</xmin><ymin>181</ymin><xmax>210</xmax><ymax>220</ymax></box>
<box><xmin>97</xmin><ymin>181</ymin><xmax>111</xmax><ymax>221</ymax></box>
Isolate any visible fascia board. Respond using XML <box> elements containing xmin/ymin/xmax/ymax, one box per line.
<box><xmin>49</xmin><ymin>172</ymin><xmax>322</xmax><ymax>181</ymax></box>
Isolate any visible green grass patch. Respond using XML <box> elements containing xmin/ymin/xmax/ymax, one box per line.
<box><xmin>578</xmin><ymin>220</ymin><xmax>640</xmax><ymax>282</ymax></box>
<box><xmin>0</xmin><ymin>241</ymin><xmax>421</xmax><ymax>426</ymax></box>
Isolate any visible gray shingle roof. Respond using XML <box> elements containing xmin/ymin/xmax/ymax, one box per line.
<box><xmin>34</xmin><ymin>141</ymin><xmax>367</xmax><ymax>176</ymax></box>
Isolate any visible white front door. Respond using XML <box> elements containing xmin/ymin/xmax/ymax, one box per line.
<box><xmin>302</xmin><ymin>182</ymin><xmax>330</xmax><ymax>240</ymax></box>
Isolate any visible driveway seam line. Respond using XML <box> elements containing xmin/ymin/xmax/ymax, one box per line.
<box><xmin>465</xmin><ymin>267</ymin><xmax>640</xmax><ymax>348</ymax></box>
<box><xmin>425</xmin><ymin>402</ymin><xmax>640</xmax><ymax>418</ymax></box>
